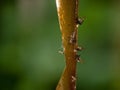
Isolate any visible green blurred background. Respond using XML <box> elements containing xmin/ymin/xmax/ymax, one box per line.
<box><xmin>0</xmin><ymin>0</ymin><xmax>120</xmax><ymax>90</ymax></box>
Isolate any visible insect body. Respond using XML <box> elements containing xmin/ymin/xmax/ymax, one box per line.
<box><xmin>76</xmin><ymin>46</ymin><xmax>83</xmax><ymax>51</ymax></box>
<box><xmin>75</xmin><ymin>54</ymin><xmax>81</xmax><ymax>62</ymax></box>
<box><xmin>76</xmin><ymin>17</ymin><xmax>84</xmax><ymax>25</ymax></box>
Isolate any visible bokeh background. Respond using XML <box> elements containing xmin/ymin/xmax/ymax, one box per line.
<box><xmin>0</xmin><ymin>0</ymin><xmax>120</xmax><ymax>90</ymax></box>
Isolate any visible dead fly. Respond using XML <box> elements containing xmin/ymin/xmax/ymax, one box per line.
<box><xmin>76</xmin><ymin>17</ymin><xmax>84</xmax><ymax>28</ymax></box>
<box><xmin>58</xmin><ymin>45</ymin><xmax>64</xmax><ymax>55</ymax></box>
<box><xmin>75</xmin><ymin>54</ymin><xmax>81</xmax><ymax>62</ymax></box>
<box><xmin>76</xmin><ymin>46</ymin><xmax>83</xmax><ymax>51</ymax></box>
<box><xmin>58</xmin><ymin>50</ymin><xmax>64</xmax><ymax>54</ymax></box>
